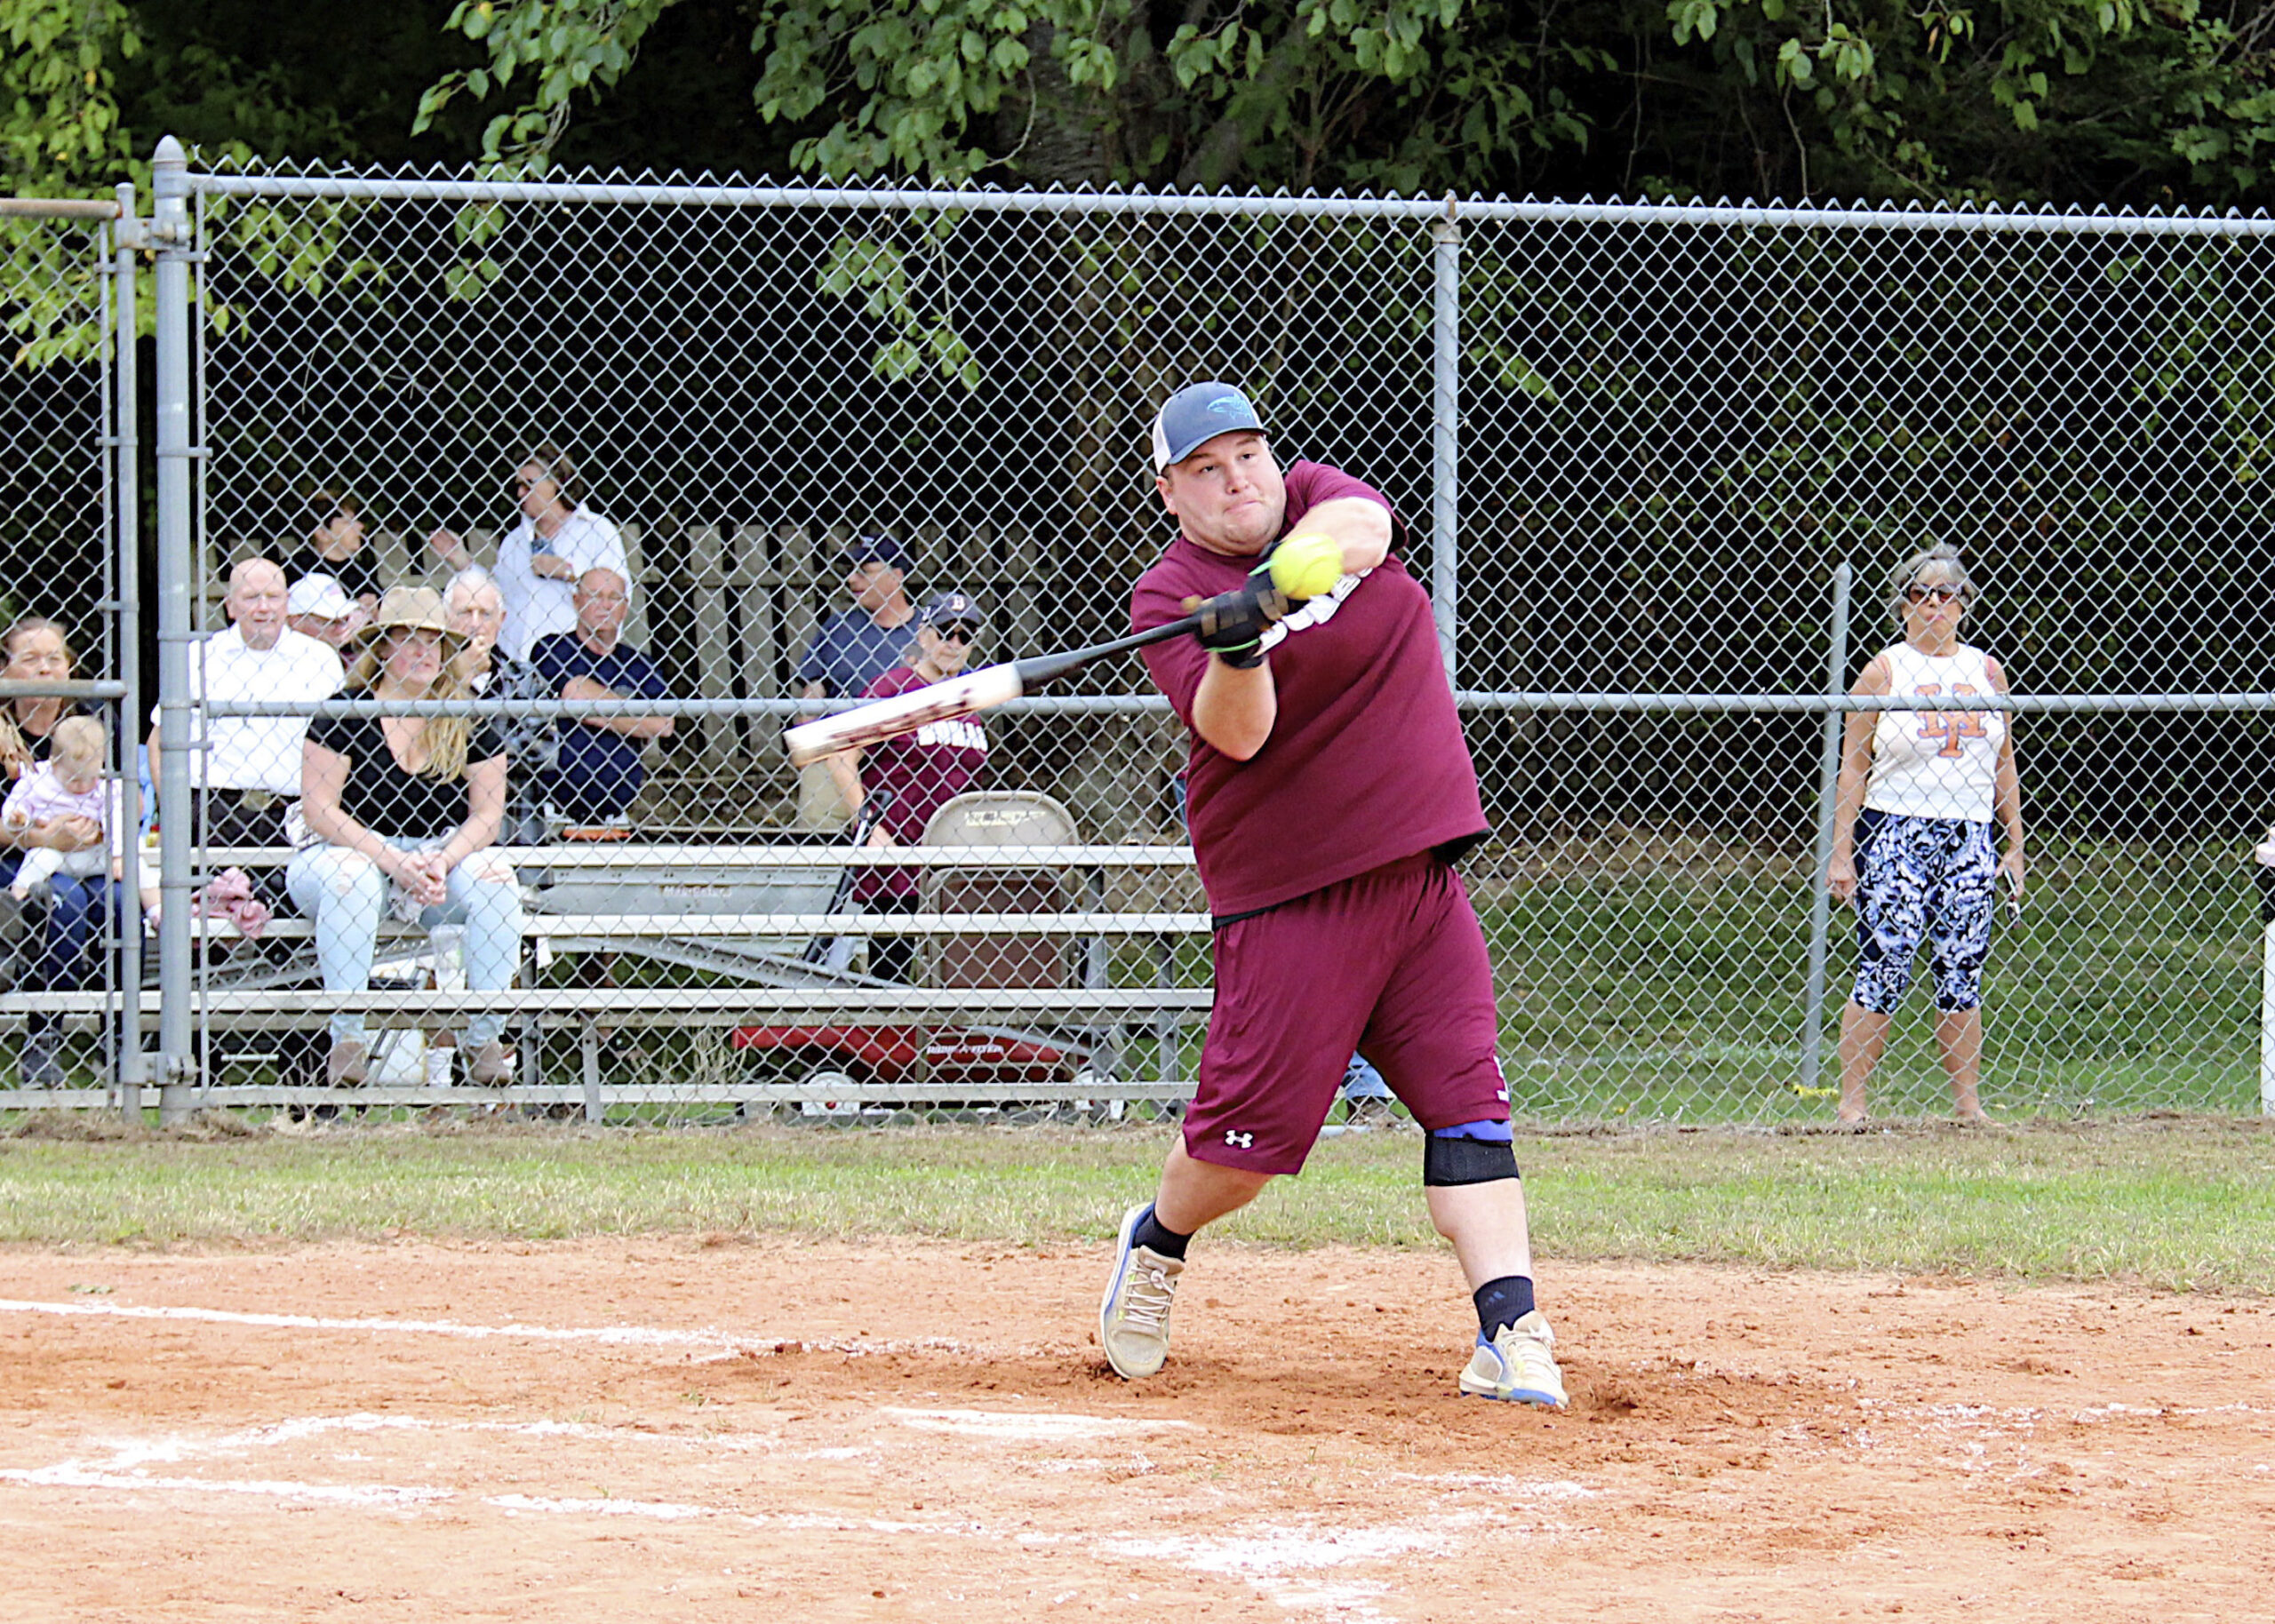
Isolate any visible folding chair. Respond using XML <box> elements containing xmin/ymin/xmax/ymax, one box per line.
<box><xmin>918</xmin><ymin>791</ymin><xmax>1081</xmax><ymax>991</ymax></box>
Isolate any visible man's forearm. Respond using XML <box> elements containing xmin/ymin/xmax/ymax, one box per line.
<box><xmin>1297</xmin><ymin>497</ymin><xmax>1394</xmax><ymax>575</ymax></box>
<box><xmin>1192</xmin><ymin>655</ymin><xmax>1276</xmax><ymax>760</ymax></box>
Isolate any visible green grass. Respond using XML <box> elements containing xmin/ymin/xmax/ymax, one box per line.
<box><xmin>5</xmin><ymin>1113</ymin><xmax>2271</xmax><ymax>1295</ymax></box>
<box><xmin>141</xmin><ymin>833</ymin><xmax>2263</xmax><ymax>1125</ymax></box>
<box><xmin>1110</xmin><ymin>834</ymin><xmax>2263</xmax><ymax>1122</ymax></box>
<box><xmin>1472</xmin><ymin>833</ymin><xmax>2263</xmax><ymax>1121</ymax></box>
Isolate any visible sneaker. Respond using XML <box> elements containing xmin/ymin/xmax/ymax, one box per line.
<box><xmin>1098</xmin><ymin>1202</ymin><xmax>1183</xmax><ymax>1380</ymax></box>
<box><xmin>326</xmin><ymin>1039</ymin><xmax>369</xmax><ymax>1088</ymax></box>
<box><xmin>19</xmin><ymin>1031</ymin><xmax>62</xmax><ymax>1088</ymax></box>
<box><xmin>1458</xmin><ymin>1310</ymin><xmax>1569</xmax><ymax>1408</ymax></box>
<box><xmin>1344</xmin><ymin>1094</ymin><xmax>1398</xmax><ymax>1128</ymax></box>
<box><xmin>467</xmin><ymin>1040</ymin><xmax>514</xmax><ymax>1086</ymax></box>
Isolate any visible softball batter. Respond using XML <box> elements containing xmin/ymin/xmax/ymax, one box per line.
<box><xmin>1097</xmin><ymin>382</ymin><xmax>1567</xmax><ymax>1407</ymax></box>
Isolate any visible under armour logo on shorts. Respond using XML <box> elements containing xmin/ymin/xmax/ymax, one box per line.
<box><xmin>1223</xmin><ymin>1130</ymin><xmax>1254</xmax><ymax>1149</ymax></box>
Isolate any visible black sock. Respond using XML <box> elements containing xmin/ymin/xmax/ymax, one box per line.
<box><xmin>1131</xmin><ymin>1205</ymin><xmax>1192</xmax><ymax>1261</ymax></box>
<box><xmin>1473</xmin><ymin>1275</ymin><xmax>1536</xmax><ymax>1339</ymax></box>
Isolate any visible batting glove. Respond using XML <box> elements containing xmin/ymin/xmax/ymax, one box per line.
<box><xmin>1185</xmin><ymin>563</ymin><xmax>1290</xmax><ymax>669</ymax></box>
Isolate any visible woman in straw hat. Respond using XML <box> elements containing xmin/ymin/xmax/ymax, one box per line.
<box><xmin>287</xmin><ymin>586</ymin><xmax>526</xmax><ymax>1088</ymax></box>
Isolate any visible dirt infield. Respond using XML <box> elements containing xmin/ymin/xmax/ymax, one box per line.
<box><xmin>3</xmin><ymin>1237</ymin><xmax>2271</xmax><ymax>1622</ymax></box>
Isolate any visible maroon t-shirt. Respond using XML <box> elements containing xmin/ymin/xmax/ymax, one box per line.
<box><xmin>851</xmin><ymin>664</ymin><xmax>988</xmax><ymax>900</ymax></box>
<box><xmin>1131</xmin><ymin>460</ymin><xmax>1486</xmax><ymax>918</ymax></box>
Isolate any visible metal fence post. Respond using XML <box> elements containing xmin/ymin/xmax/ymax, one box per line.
<box><xmin>2261</xmin><ymin>912</ymin><xmax>2275</xmax><ymax>1116</ymax></box>
<box><xmin>1797</xmin><ymin>561</ymin><xmax>1854</xmax><ymax>1100</ymax></box>
<box><xmin>1430</xmin><ymin>200</ymin><xmax>1460</xmax><ymax>686</ymax></box>
<box><xmin>151</xmin><ymin>136</ymin><xmax>196</xmax><ymax>1122</ymax></box>
<box><xmin>113</xmin><ymin>179</ymin><xmax>146</xmax><ymax>1118</ymax></box>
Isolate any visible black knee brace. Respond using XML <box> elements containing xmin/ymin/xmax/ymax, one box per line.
<box><xmin>1422</xmin><ymin>1133</ymin><xmax>1520</xmax><ymax>1187</ymax></box>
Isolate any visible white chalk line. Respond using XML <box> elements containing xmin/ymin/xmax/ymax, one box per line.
<box><xmin>1098</xmin><ymin>1504</ymin><xmax>1592</xmax><ymax>1622</ymax></box>
<box><xmin>0</xmin><ymin>1296</ymin><xmax>987</xmax><ymax>1361</ymax></box>
<box><xmin>0</xmin><ymin>1411</ymin><xmax>996</xmax><ymax>1529</ymax></box>
<box><xmin>0</xmin><ymin>1400</ymin><xmax>1587</xmax><ymax>1620</ymax></box>
<box><xmin>0</xmin><ymin>1295</ymin><xmax>743</xmax><ymax>1349</ymax></box>
<box><xmin>880</xmin><ymin>1406</ymin><xmax>1194</xmax><ymax>1441</ymax></box>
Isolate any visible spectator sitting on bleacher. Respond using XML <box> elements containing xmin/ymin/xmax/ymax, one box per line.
<box><xmin>427</xmin><ymin>444</ymin><xmax>629</xmax><ymax>663</ymax></box>
<box><xmin>529</xmin><ymin>567</ymin><xmax>672</xmax><ymax>829</ymax></box>
<box><xmin>289</xmin><ymin>586</ymin><xmax>523</xmax><ymax>1089</ymax></box>
<box><xmin>795</xmin><ymin>531</ymin><xmax>918</xmax><ymax>702</ymax></box>
<box><xmin>447</xmin><ymin>565</ymin><xmax>553</xmax><ymax>844</ymax></box>
<box><xmin>286</xmin><ymin>573</ymin><xmax>369</xmax><ymax>654</ymax></box>
<box><xmin>0</xmin><ymin>616</ymin><xmax>114</xmax><ymax>1087</ymax></box>
<box><xmin>281</xmin><ymin>490</ymin><xmax>383</xmax><ymax>624</ymax></box>
<box><xmin>149</xmin><ymin>557</ymin><xmax>345</xmax><ymax>856</ymax></box>
<box><xmin>827</xmin><ymin>590</ymin><xmax>989</xmax><ymax>983</ymax></box>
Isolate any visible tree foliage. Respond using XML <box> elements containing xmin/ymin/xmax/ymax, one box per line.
<box><xmin>3</xmin><ymin>0</ymin><xmax>142</xmax><ymax>198</ymax></box>
<box><xmin>410</xmin><ymin>0</ymin><xmax>2275</xmax><ymax>204</ymax></box>
<box><xmin>0</xmin><ymin>0</ymin><xmax>2266</xmax><ymax>208</ymax></box>
<box><xmin>414</xmin><ymin>0</ymin><xmax>1599</xmax><ymax>192</ymax></box>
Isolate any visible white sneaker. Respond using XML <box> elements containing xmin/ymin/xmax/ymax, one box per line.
<box><xmin>1458</xmin><ymin>1310</ymin><xmax>1568</xmax><ymax>1408</ymax></box>
<box><xmin>1098</xmin><ymin>1202</ymin><xmax>1183</xmax><ymax>1380</ymax></box>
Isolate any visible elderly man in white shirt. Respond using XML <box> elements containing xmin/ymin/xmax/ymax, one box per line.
<box><xmin>148</xmin><ymin>556</ymin><xmax>346</xmax><ymax>854</ymax></box>
<box><xmin>426</xmin><ymin>442</ymin><xmax>629</xmax><ymax>662</ymax></box>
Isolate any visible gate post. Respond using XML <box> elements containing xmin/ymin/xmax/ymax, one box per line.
<box><xmin>113</xmin><ymin>179</ymin><xmax>147</xmax><ymax>1118</ymax></box>
<box><xmin>151</xmin><ymin>136</ymin><xmax>197</xmax><ymax>1123</ymax></box>
<box><xmin>1430</xmin><ymin>199</ymin><xmax>1461</xmax><ymax>687</ymax></box>
<box><xmin>1798</xmin><ymin>562</ymin><xmax>1855</xmax><ymax>1103</ymax></box>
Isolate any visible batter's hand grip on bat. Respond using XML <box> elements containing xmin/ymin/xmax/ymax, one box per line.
<box><xmin>1182</xmin><ymin>578</ymin><xmax>1291</xmax><ymax>665</ymax></box>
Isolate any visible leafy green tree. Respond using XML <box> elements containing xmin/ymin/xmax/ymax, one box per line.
<box><xmin>1649</xmin><ymin>0</ymin><xmax>2275</xmax><ymax>203</ymax></box>
<box><xmin>414</xmin><ymin>0</ymin><xmax>1600</xmax><ymax>190</ymax></box>
<box><xmin>411</xmin><ymin>0</ymin><xmax>2274</xmax><ymax>205</ymax></box>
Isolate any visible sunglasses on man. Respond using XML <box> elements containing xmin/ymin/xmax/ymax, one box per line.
<box><xmin>933</xmin><ymin>623</ymin><xmax>981</xmax><ymax>643</ymax></box>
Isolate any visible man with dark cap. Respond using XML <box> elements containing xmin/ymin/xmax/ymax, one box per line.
<box><xmin>794</xmin><ymin>533</ymin><xmax>922</xmax><ymax>829</ymax></box>
<box><xmin>795</xmin><ymin>532</ymin><xmax>920</xmax><ymax>705</ymax></box>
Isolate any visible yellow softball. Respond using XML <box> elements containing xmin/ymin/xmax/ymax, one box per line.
<box><xmin>1269</xmin><ymin>532</ymin><xmax>1343</xmax><ymax>601</ymax></box>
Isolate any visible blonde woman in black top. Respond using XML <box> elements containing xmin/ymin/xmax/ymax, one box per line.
<box><xmin>287</xmin><ymin>587</ymin><xmax>523</xmax><ymax>1087</ymax></box>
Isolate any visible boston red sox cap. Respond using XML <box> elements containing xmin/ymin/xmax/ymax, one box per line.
<box><xmin>1151</xmin><ymin>381</ymin><xmax>1266</xmax><ymax>472</ymax></box>
<box><xmin>918</xmin><ymin>590</ymin><xmax>982</xmax><ymax>631</ymax></box>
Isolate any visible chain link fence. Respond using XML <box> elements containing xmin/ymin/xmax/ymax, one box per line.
<box><xmin>10</xmin><ymin>153</ymin><xmax>2275</xmax><ymax>1124</ymax></box>
<box><xmin>0</xmin><ymin>197</ymin><xmax>132</xmax><ymax>1105</ymax></box>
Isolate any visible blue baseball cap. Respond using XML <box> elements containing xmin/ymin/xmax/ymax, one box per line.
<box><xmin>843</xmin><ymin>531</ymin><xmax>909</xmax><ymax>570</ymax></box>
<box><xmin>1151</xmin><ymin>382</ymin><xmax>1266</xmax><ymax>471</ymax></box>
<box><xmin>919</xmin><ymin>590</ymin><xmax>982</xmax><ymax>631</ymax></box>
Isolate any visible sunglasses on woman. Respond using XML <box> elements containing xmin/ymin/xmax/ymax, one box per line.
<box><xmin>1904</xmin><ymin>583</ymin><xmax>1964</xmax><ymax>605</ymax></box>
<box><xmin>935</xmin><ymin>624</ymin><xmax>980</xmax><ymax>643</ymax></box>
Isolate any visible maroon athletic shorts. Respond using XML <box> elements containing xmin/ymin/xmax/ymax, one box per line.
<box><xmin>1183</xmin><ymin>851</ymin><xmax>1509</xmax><ymax>1175</ymax></box>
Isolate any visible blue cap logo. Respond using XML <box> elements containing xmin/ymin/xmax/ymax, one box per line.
<box><xmin>1151</xmin><ymin>382</ymin><xmax>1266</xmax><ymax>471</ymax></box>
<box><xmin>920</xmin><ymin>590</ymin><xmax>982</xmax><ymax>628</ymax></box>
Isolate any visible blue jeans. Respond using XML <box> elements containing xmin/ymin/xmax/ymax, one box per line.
<box><xmin>284</xmin><ymin>841</ymin><xmax>523</xmax><ymax>1047</ymax></box>
<box><xmin>1342</xmin><ymin>1052</ymin><xmax>1393</xmax><ymax>1100</ymax></box>
<box><xmin>1</xmin><ymin>855</ymin><xmax>120</xmax><ymax>1039</ymax></box>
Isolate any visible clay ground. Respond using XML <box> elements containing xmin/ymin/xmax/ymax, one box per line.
<box><xmin>3</xmin><ymin>1238</ymin><xmax>2271</xmax><ymax>1621</ymax></box>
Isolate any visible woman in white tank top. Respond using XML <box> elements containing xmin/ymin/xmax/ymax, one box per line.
<box><xmin>1824</xmin><ymin>545</ymin><xmax>2025</xmax><ymax>1126</ymax></box>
